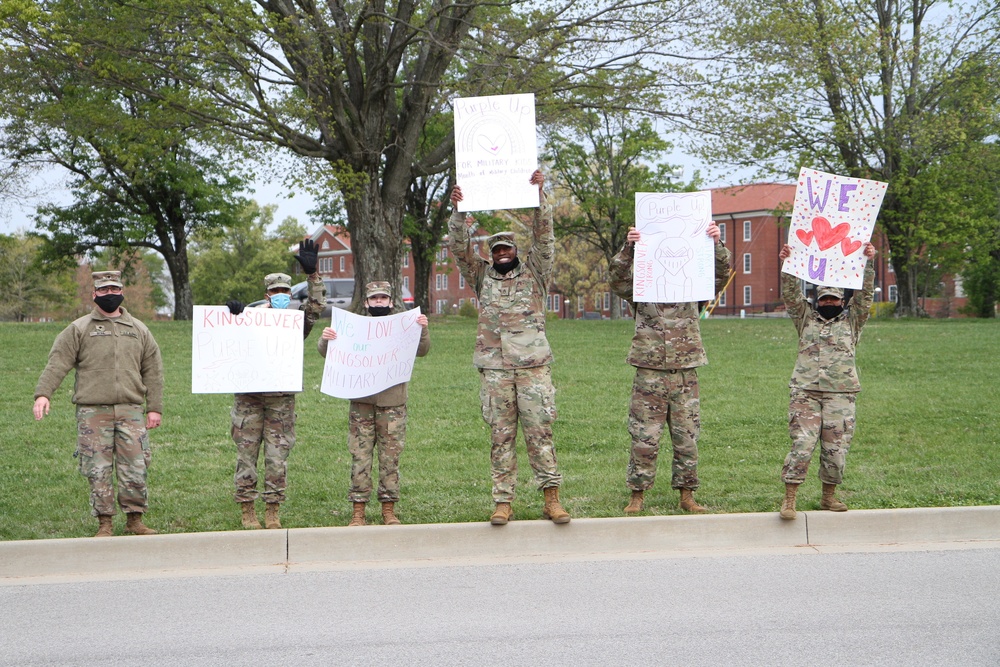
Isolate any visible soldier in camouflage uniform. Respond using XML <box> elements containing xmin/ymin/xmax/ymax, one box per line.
<box><xmin>448</xmin><ymin>170</ymin><xmax>570</xmax><ymax>526</ymax></box>
<box><xmin>318</xmin><ymin>281</ymin><xmax>429</xmax><ymax>526</ymax></box>
<box><xmin>777</xmin><ymin>241</ymin><xmax>877</xmax><ymax>519</ymax></box>
<box><xmin>610</xmin><ymin>224</ymin><xmax>731</xmax><ymax>515</ymax></box>
<box><xmin>33</xmin><ymin>270</ymin><xmax>163</xmax><ymax>537</ymax></box>
<box><xmin>225</xmin><ymin>240</ymin><xmax>325</xmax><ymax>529</ymax></box>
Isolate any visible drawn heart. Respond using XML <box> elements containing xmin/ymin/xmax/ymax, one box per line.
<box><xmin>812</xmin><ymin>217</ymin><xmax>851</xmax><ymax>251</ymax></box>
<box><xmin>795</xmin><ymin>229</ymin><xmax>815</xmax><ymax>246</ymax></box>
<box><xmin>400</xmin><ymin>313</ymin><xmax>417</xmax><ymax>331</ymax></box>
<box><xmin>840</xmin><ymin>237</ymin><xmax>862</xmax><ymax>256</ymax></box>
<box><xmin>655</xmin><ymin>244</ymin><xmax>693</xmax><ymax>275</ymax></box>
<box><xmin>476</xmin><ymin>133</ymin><xmax>507</xmax><ymax>155</ymax></box>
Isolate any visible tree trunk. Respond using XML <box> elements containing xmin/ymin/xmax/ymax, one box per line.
<box><xmin>411</xmin><ymin>246</ymin><xmax>433</xmax><ymax>313</ymax></box>
<box><xmin>891</xmin><ymin>262</ymin><xmax>925</xmax><ymax>317</ymax></box>
<box><xmin>343</xmin><ymin>177</ymin><xmax>405</xmax><ymax>314</ymax></box>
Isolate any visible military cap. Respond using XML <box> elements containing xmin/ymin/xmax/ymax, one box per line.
<box><xmin>816</xmin><ymin>286</ymin><xmax>844</xmax><ymax>300</ymax></box>
<box><xmin>365</xmin><ymin>281</ymin><xmax>392</xmax><ymax>299</ymax></box>
<box><xmin>487</xmin><ymin>232</ymin><xmax>517</xmax><ymax>251</ymax></box>
<box><xmin>264</xmin><ymin>272</ymin><xmax>292</xmax><ymax>290</ymax></box>
<box><xmin>92</xmin><ymin>271</ymin><xmax>123</xmax><ymax>289</ymax></box>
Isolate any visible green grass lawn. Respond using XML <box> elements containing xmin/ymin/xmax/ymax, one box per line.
<box><xmin>2</xmin><ymin>315</ymin><xmax>998</xmax><ymax>540</ymax></box>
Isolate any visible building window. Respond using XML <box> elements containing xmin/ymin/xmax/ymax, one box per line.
<box><xmin>435</xmin><ymin>299</ymin><xmax>447</xmax><ymax>314</ymax></box>
<box><xmin>719</xmin><ymin>290</ymin><xmax>727</xmax><ymax>307</ymax></box>
<box><xmin>458</xmin><ymin>298</ymin><xmax>465</xmax><ymax>307</ymax></box>
<box><xmin>436</xmin><ymin>247</ymin><xmax>448</xmax><ymax>263</ymax></box>
<box><xmin>577</xmin><ymin>295</ymin><xmax>585</xmax><ymax>312</ymax></box>
<box><xmin>546</xmin><ymin>294</ymin><xmax>560</xmax><ymax>312</ymax></box>
<box><xmin>743</xmin><ymin>253</ymin><xmax>751</xmax><ymax>274</ymax></box>
<box><xmin>718</xmin><ymin>223</ymin><xmax>726</xmax><ymax>245</ymax></box>
<box><xmin>470</xmin><ymin>297</ymin><xmax>477</xmax><ymax>308</ymax></box>
<box><xmin>603</xmin><ymin>292</ymin><xmax>611</xmax><ymax>310</ymax></box>
<box><xmin>743</xmin><ymin>220</ymin><xmax>752</xmax><ymax>241</ymax></box>
<box><xmin>403</xmin><ymin>253</ymin><xmax>409</xmax><ymax>268</ymax></box>
<box><xmin>459</xmin><ymin>274</ymin><xmax>465</xmax><ymax>289</ymax></box>
<box><xmin>339</xmin><ymin>257</ymin><xmax>345</xmax><ymax>272</ymax></box>
<box><xmin>743</xmin><ymin>285</ymin><xmax>752</xmax><ymax>305</ymax></box>
<box><xmin>322</xmin><ymin>240</ymin><xmax>329</xmax><ymax>250</ymax></box>
<box><xmin>320</xmin><ymin>257</ymin><xmax>333</xmax><ymax>273</ymax></box>
<box><xmin>620</xmin><ymin>298</ymin><xmax>629</xmax><ymax>314</ymax></box>
<box><xmin>442</xmin><ymin>274</ymin><xmax>448</xmax><ymax>290</ymax></box>
<box><xmin>435</xmin><ymin>274</ymin><xmax>442</xmax><ymax>290</ymax></box>
<box><xmin>888</xmin><ymin>285</ymin><xmax>897</xmax><ymax>302</ymax></box>
<box><xmin>403</xmin><ymin>276</ymin><xmax>409</xmax><ymax>290</ymax></box>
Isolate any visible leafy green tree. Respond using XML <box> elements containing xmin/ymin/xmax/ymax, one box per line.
<box><xmin>189</xmin><ymin>202</ymin><xmax>295</xmax><ymax>305</ymax></box>
<box><xmin>545</xmin><ymin>109</ymin><xmax>694</xmax><ymax>318</ymax></box>
<box><xmin>689</xmin><ymin>0</ymin><xmax>1000</xmax><ymax>316</ymax></box>
<box><xmin>0</xmin><ymin>0</ymin><xmax>250</xmax><ymax>320</ymax></box>
<box><xmin>0</xmin><ymin>233</ymin><xmax>76</xmax><ymax>321</ymax></box>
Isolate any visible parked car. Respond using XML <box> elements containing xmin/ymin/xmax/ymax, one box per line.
<box><xmin>249</xmin><ymin>278</ymin><xmax>413</xmax><ymax>316</ymax></box>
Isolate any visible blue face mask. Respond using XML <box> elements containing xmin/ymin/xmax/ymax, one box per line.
<box><xmin>269</xmin><ymin>293</ymin><xmax>291</xmax><ymax>309</ymax></box>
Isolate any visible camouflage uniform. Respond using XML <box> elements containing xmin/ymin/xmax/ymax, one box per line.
<box><xmin>232</xmin><ymin>272</ymin><xmax>324</xmax><ymax>504</ymax></box>
<box><xmin>34</xmin><ymin>272</ymin><xmax>163</xmax><ymax>518</ymax></box>
<box><xmin>610</xmin><ymin>239</ymin><xmax>731</xmax><ymax>492</ymax></box>
<box><xmin>448</xmin><ymin>195</ymin><xmax>564</xmax><ymax>503</ymax></box>
<box><xmin>317</xmin><ymin>282</ymin><xmax>431</xmax><ymax>503</ymax></box>
<box><xmin>780</xmin><ymin>264</ymin><xmax>875</xmax><ymax>485</ymax></box>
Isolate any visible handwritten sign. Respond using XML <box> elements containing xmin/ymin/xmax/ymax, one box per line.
<box><xmin>321</xmin><ymin>307</ymin><xmax>424</xmax><ymax>400</ymax></box>
<box><xmin>192</xmin><ymin>306</ymin><xmax>304</xmax><ymax>393</ymax></box>
<box><xmin>454</xmin><ymin>93</ymin><xmax>539</xmax><ymax>212</ymax></box>
<box><xmin>785</xmin><ymin>167</ymin><xmax>887</xmax><ymax>289</ymax></box>
<box><xmin>633</xmin><ymin>191</ymin><xmax>716</xmax><ymax>303</ymax></box>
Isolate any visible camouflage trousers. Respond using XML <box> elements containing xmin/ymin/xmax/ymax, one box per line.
<box><xmin>75</xmin><ymin>404</ymin><xmax>151</xmax><ymax>517</ymax></box>
<box><xmin>782</xmin><ymin>388</ymin><xmax>856</xmax><ymax>485</ymax></box>
<box><xmin>627</xmin><ymin>367</ymin><xmax>701</xmax><ymax>492</ymax></box>
<box><xmin>347</xmin><ymin>402</ymin><xmax>407</xmax><ymax>503</ymax></box>
<box><xmin>232</xmin><ymin>393</ymin><xmax>296</xmax><ymax>504</ymax></box>
<box><xmin>479</xmin><ymin>366</ymin><xmax>562</xmax><ymax>503</ymax></box>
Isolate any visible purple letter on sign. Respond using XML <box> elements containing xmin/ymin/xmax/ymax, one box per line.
<box><xmin>838</xmin><ymin>183</ymin><xmax>858</xmax><ymax>212</ymax></box>
<box><xmin>808</xmin><ymin>255</ymin><xmax>827</xmax><ymax>281</ymax></box>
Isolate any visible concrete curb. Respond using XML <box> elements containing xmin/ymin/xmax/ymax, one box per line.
<box><xmin>1</xmin><ymin>506</ymin><xmax>998</xmax><ymax>581</ymax></box>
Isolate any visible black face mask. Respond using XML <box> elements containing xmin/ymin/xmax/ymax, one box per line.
<box><xmin>367</xmin><ymin>306</ymin><xmax>391</xmax><ymax>317</ymax></box>
<box><xmin>816</xmin><ymin>304</ymin><xmax>844</xmax><ymax>320</ymax></box>
<box><xmin>493</xmin><ymin>256</ymin><xmax>520</xmax><ymax>275</ymax></box>
<box><xmin>94</xmin><ymin>294</ymin><xmax>124</xmax><ymax>313</ymax></box>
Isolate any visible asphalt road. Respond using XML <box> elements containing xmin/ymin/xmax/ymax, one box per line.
<box><xmin>3</xmin><ymin>546</ymin><xmax>998</xmax><ymax>666</ymax></box>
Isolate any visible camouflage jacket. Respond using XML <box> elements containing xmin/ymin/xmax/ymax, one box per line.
<box><xmin>782</xmin><ymin>262</ymin><xmax>875</xmax><ymax>392</ymax></box>
<box><xmin>241</xmin><ymin>272</ymin><xmax>325</xmax><ymax>397</ymax></box>
<box><xmin>448</xmin><ymin>196</ymin><xmax>555</xmax><ymax>369</ymax></box>
<box><xmin>34</xmin><ymin>307</ymin><xmax>164</xmax><ymax>413</ymax></box>
<box><xmin>610</xmin><ymin>239</ymin><xmax>731</xmax><ymax>370</ymax></box>
<box><xmin>317</xmin><ymin>312</ymin><xmax>430</xmax><ymax>407</ymax></box>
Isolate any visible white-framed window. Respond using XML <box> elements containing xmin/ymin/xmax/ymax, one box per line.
<box><xmin>743</xmin><ymin>220</ymin><xmax>752</xmax><ymax>241</ymax></box>
<box><xmin>459</xmin><ymin>274</ymin><xmax>465</xmax><ymax>289</ymax></box>
<box><xmin>546</xmin><ymin>294</ymin><xmax>560</xmax><ymax>312</ymax></box>
<box><xmin>743</xmin><ymin>285</ymin><xmax>752</xmax><ymax>305</ymax></box>
<box><xmin>719</xmin><ymin>290</ymin><xmax>727</xmax><ymax>307</ymax></box>
<box><xmin>470</xmin><ymin>297</ymin><xmax>477</xmax><ymax>308</ymax></box>
<box><xmin>577</xmin><ymin>295</ymin><xmax>585</xmax><ymax>312</ymax></box>
<box><xmin>320</xmin><ymin>257</ymin><xmax>333</xmax><ymax>273</ymax></box>
<box><xmin>435</xmin><ymin>274</ymin><xmax>443</xmax><ymax>290</ymax></box>
<box><xmin>403</xmin><ymin>276</ymin><xmax>410</xmax><ymax>290</ymax></box>
<box><xmin>403</xmin><ymin>253</ymin><xmax>409</xmax><ymax>268</ymax></box>
<box><xmin>435</xmin><ymin>299</ymin><xmax>447</xmax><ymax>314</ymax></box>
<box><xmin>442</xmin><ymin>274</ymin><xmax>448</xmax><ymax>290</ymax></box>
<box><xmin>620</xmin><ymin>298</ymin><xmax>629</xmax><ymax>314</ymax></box>
<box><xmin>594</xmin><ymin>294</ymin><xmax>601</xmax><ymax>310</ymax></box>
<box><xmin>718</xmin><ymin>223</ymin><xmax>726</xmax><ymax>245</ymax></box>
<box><xmin>436</xmin><ymin>247</ymin><xmax>448</xmax><ymax>263</ymax></box>
<box><xmin>322</xmin><ymin>240</ymin><xmax>329</xmax><ymax>250</ymax></box>
<box><xmin>458</xmin><ymin>298</ymin><xmax>465</xmax><ymax>307</ymax></box>
<box><xmin>743</xmin><ymin>253</ymin><xmax>751</xmax><ymax>274</ymax></box>
<box><xmin>339</xmin><ymin>257</ymin><xmax>345</xmax><ymax>271</ymax></box>
<box><xmin>888</xmin><ymin>285</ymin><xmax>897</xmax><ymax>302</ymax></box>
<box><xmin>603</xmin><ymin>292</ymin><xmax>611</xmax><ymax>310</ymax></box>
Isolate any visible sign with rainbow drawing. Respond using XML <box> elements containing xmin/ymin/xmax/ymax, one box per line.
<box><xmin>783</xmin><ymin>167</ymin><xmax>887</xmax><ymax>289</ymax></box>
<box><xmin>453</xmin><ymin>93</ymin><xmax>539</xmax><ymax>212</ymax></box>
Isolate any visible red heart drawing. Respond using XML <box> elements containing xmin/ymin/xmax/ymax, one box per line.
<box><xmin>400</xmin><ymin>313</ymin><xmax>417</xmax><ymax>331</ymax></box>
<box><xmin>796</xmin><ymin>229</ymin><xmax>815</xmax><ymax>246</ymax></box>
<box><xmin>812</xmin><ymin>217</ymin><xmax>851</xmax><ymax>251</ymax></box>
<box><xmin>840</xmin><ymin>237</ymin><xmax>862</xmax><ymax>256</ymax></box>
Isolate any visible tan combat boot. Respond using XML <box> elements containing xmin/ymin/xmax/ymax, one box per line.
<box><xmin>779</xmin><ymin>483</ymin><xmax>798</xmax><ymax>520</ymax></box>
<box><xmin>348</xmin><ymin>502</ymin><xmax>367</xmax><ymax>527</ymax></box>
<box><xmin>490</xmin><ymin>502</ymin><xmax>513</xmax><ymax>526</ymax></box>
<box><xmin>542</xmin><ymin>487</ymin><xmax>571</xmax><ymax>524</ymax></box>
<box><xmin>124</xmin><ymin>512</ymin><xmax>157</xmax><ymax>535</ymax></box>
<box><xmin>381</xmin><ymin>501</ymin><xmax>402</xmax><ymax>526</ymax></box>
<box><xmin>679</xmin><ymin>488</ymin><xmax>707</xmax><ymax>513</ymax></box>
<box><xmin>241</xmin><ymin>501</ymin><xmax>261</xmax><ymax>529</ymax></box>
<box><xmin>820</xmin><ymin>483</ymin><xmax>848</xmax><ymax>512</ymax></box>
<box><xmin>95</xmin><ymin>515</ymin><xmax>114</xmax><ymax>538</ymax></box>
<box><xmin>264</xmin><ymin>503</ymin><xmax>282</xmax><ymax>529</ymax></box>
<box><xmin>624</xmin><ymin>490</ymin><xmax>645</xmax><ymax>515</ymax></box>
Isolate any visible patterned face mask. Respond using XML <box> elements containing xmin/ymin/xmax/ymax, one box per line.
<box><xmin>269</xmin><ymin>293</ymin><xmax>291</xmax><ymax>309</ymax></box>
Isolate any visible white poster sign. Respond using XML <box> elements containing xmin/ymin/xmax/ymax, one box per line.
<box><xmin>192</xmin><ymin>306</ymin><xmax>304</xmax><ymax>394</ymax></box>
<box><xmin>453</xmin><ymin>93</ymin><xmax>539</xmax><ymax>212</ymax></box>
<box><xmin>633</xmin><ymin>191</ymin><xmax>716</xmax><ymax>303</ymax></box>
<box><xmin>320</xmin><ymin>307</ymin><xmax>424</xmax><ymax>400</ymax></box>
<box><xmin>784</xmin><ymin>167</ymin><xmax>887</xmax><ymax>289</ymax></box>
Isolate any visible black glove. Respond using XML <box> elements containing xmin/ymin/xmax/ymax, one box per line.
<box><xmin>295</xmin><ymin>238</ymin><xmax>318</xmax><ymax>275</ymax></box>
<box><xmin>226</xmin><ymin>300</ymin><xmax>245</xmax><ymax>315</ymax></box>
